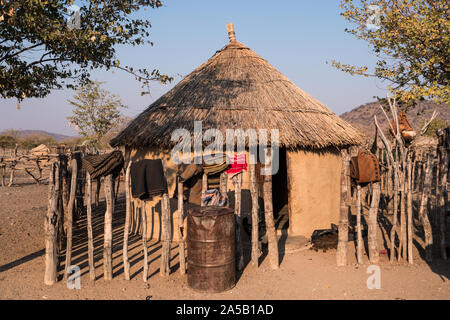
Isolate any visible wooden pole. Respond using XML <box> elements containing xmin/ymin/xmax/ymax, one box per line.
<box><xmin>103</xmin><ymin>174</ymin><xmax>114</xmax><ymax>280</ymax></box>
<box><xmin>141</xmin><ymin>199</ymin><xmax>148</xmax><ymax>282</ymax></box>
<box><xmin>160</xmin><ymin>160</ymin><xmax>171</xmax><ymax>277</ymax></box>
<box><xmin>123</xmin><ymin>163</ymin><xmax>131</xmax><ymax>280</ymax></box>
<box><xmin>399</xmin><ymin>157</ymin><xmax>407</xmax><ymax>261</ymax></box>
<box><xmin>220</xmin><ymin>171</ymin><xmax>227</xmax><ymax>196</ymax></box>
<box><xmin>250</xmin><ymin>163</ymin><xmax>259</xmax><ymax>267</ymax></box>
<box><xmin>232</xmin><ymin>173</ymin><xmax>244</xmax><ymax>271</ymax></box>
<box><xmin>86</xmin><ymin>172</ymin><xmax>95</xmax><ymax>280</ymax></box>
<box><xmin>337</xmin><ymin>149</ymin><xmax>349</xmax><ymax>266</ymax></box>
<box><xmin>114</xmin><ymin>174</ymin><xmax>120</xmax><ymax>204</ymax></box>
<box><xmin>438</xmin><ymin>145</ymin><xmax>448</xmax><ymax>260</ymax></box>
<box><xmin>368</xmin><ymin>182</ymin><xmax>381</xmax><ymax>263</ymax></box>
<box><xmin>407</xmin><ymin>152</ymin><xmax>414</xmax><ymax>264</ymax></box>
<box><xmin>177</xmin><ymin>178</ymin><xmax>186</xmax><ymax>275</ymax></box>
<box><xmin>95</xmin><ymin>177</ymin><xmax>101</xmax><ymax>206</ymax></box>
<box><xmin>263</xmin><ymin>147</ymin><xmax>279</xmax><ymax>269</ymax></box>
<box><xmin>44</xmin><ymin>161</ymin><xmax>60</xmax><ymax>285</ymax></box>
<box><xmin>64</xmin><ymin>158</ymin><xmax>77</xmax><ymax>280</ymax></box>
<box><xmin>201</xmin><ymin>173</ymin><xmax>207</xmax><ymax>207</ymax></box>
<box><xmin>418</xmin><ymin>152</ymin><xmax>434</xmax><ymax>262</ymax></box>
<box><xmin>356</xmin><ymin>184</ymin><xmax>363</xmax><ymax>264</ymax></box>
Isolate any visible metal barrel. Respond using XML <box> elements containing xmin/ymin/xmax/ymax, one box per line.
<box><xmin>187</xmin><ymin>206</ymin><xmax>235</xmax><ymax>293</ymax></box>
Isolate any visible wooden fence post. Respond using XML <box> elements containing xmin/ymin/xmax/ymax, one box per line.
<box><xmin>86</xmin><ymin>172</ymin><xmax>95</xmax><ymax>280</ymax></box>
<box><xmin>356</xmin><ymin>184</ymin><xmax>363</xmax><ymax>264</ymax></box>
<box><xmin>64</xmin><ymin>157</ymin><xmax>77</xmax><ymax>280</ymax></box>
<box><xmin>418</xmin><ymin>152</ymin><xmax>434</xmax><ymax>262</ymax></box>
<box><xmin>177</xmin><ymin>178</ymin><xmax>186</xmax><ymax>275</ymax></box>
<box><xmin>141</xmin><ymin>199</ymin><xmax>148</xmax><ymax>282</ymax></box>
<box><xmin>250</xmin><ymin>163</ymin><xmax>259</xmax><ymax>267</ymax></box>
<box><xmin>160</xmin><ymin>160</ymin><xmax>172</xmax><ymax>277</ymax></box>
<box><xmin>368</xmin><ymin>182</ymin><xmax>381</xmax><ymax>263</ymax></box>
<box><xmin>123</xmin><ymin>163</ymin><xmax>132</xmax><ymax>280</ymax></box>
<box><xmin>95</xmin><ymin>177</ymin><xmax>101</xmax><ymax>206</ymax></box>
<box><xmin>337</xmin><ymin>149</ymin><xmax>349</xmax><ymax>266</ymax></box>
<box><xmin>44</xmin><ymin>161</ymin><xmax>61</xmax><ymax>285</ymax></box>
<box><xmin>438</xmin><ymin>145</ymin><xmax>448</xmax><ymax>260</ymax></box>
<box><xmin>103</xmin><ymin>174</ymin><xmax>114</xmax><ymax>280</ymax></box>
<box><xmin>232</xmin><ymin>173</ymin><xmax>245</xmax><ymax>271</ymax></box>
<box><xmin>407</xmin><ymin>152</ymin><xmax>414</xmax><ymax>264</ymax></box>
<box><xmin>263</xmin><ymin>147</ymin><xmax>279</xmax><ymax>269</ymax></box>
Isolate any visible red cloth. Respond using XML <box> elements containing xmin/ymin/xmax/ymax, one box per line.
<box><xmin>226</xmin><ymin>154</ymin><xmax>247</xmax><ymax>177</ymax></box>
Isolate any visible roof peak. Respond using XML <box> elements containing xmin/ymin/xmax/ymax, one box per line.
<box><xmin>226</xmin><ymin>22</ymin><xmax>236</xmax><ymax>42</ymax></box>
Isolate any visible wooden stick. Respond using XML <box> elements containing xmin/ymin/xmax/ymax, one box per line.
<box><xmin>233</xmin><ymin>173</ymin><xmax>244</xmax><ymax>271</ymax></box>
<box><xmin>337</xmin><ymin>149</ymin><xmax>350</xmax><ymax>266</ymax></box>
<box><xmin>201</xmin><ymin>173</ymin><xmax>207</xmax><ymax>207</ymax></box>
<box><xmin>160</xmin><ymin>160</ymin><xmax>172</xmax><ymax>277</ymax></box>
<box><xmin>141</xmin><ymin>199</ymin><xmax>148</xmax><ymax>282</ymax></box>
<box><xmin>123</xmin><ymin>163</ymin><xmax>131</xmax><ymax>280</ymax></box>
<box><xmin>418</xmin><ymin>152</ymin><xmax>434</xmax><ymax>262</ymax></box>
<box><xmin>407</xmin><ymin>152</ymin><xmax>414</xmax><ymax>264</ymax></box>
<box><xmin>356</xmin><ymin>184</ymin><xmax>363</xmax><ymax>264</ymax></box>
<box><xmin>368</xmin><ymin>182</ymin><xmax>381</xmax><ymax>263</ymax></box>
<box><xmin>86</xmin><ymin>172</ymin><xmax>95</xmax><ymax>280</ymax></box>
<box><xmin>399</xmin><ymin>159</ymin><xmax>407</xmax><ymax>261</ymax></box>
<box><xmin>220</xmin><ymin>171</ymin><xmax>227</xmax><ymax>196</ymax></box>
<box><xmin>250</xmin><ymin>163</ymin><xmax>259</xmax><ymax>267</ymax></box>
<box><xmin>44</xmin><ymin>161</ymin><xmax>60</xmax><ymax>285</ymax></box>
<box><xmin>95</xmin><ymin>177</ymin><xmax>101</xmax><ymax>206</ymax></box>
<box><xmin>103</xmin><ymin>174</ymin><xmax>114</xmax><ymax>280</ymax></box>
<box><xmin>263</xmin><ymin>147</ymin><xmax>279</xmax><ymax>269</ymax></box>
<box><xmin>64</xmin><ymin>158</ymin><xmax>77</xmax><ymax>280</ymax></box>
<box><xmin>114</xmin><ymin>173</ymin><xmax>120</xmax><ymax>204</ymax></box>
<box><xmin>177</xmin><ymin>178</ymin><xmax>186</xmax><ymax>275</ymax></box>
<box><xmin>438</xmin><ymin>145</ymin><xmax>448</xmax><ymax>260</ymax></box>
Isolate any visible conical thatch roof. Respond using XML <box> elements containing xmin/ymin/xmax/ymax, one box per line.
<box><xmin>111</xmin><ymin>24</ymin><xmax>362</xmax><ymax>149</ymax></box>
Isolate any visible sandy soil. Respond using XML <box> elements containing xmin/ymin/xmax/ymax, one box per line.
<box><xmin>0</xmin><ymin>173</ymin><xmax>449</xmax><ymax>300</ymax></box>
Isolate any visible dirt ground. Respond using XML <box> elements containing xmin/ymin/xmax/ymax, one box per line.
<box><xmin>1</xmin><ymin>172</ymin><xmax>449</xmax><ymax>300</ymax></box>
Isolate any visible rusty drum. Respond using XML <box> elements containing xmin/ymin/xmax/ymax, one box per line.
<box><xmin>187</xmin><ymin>206</ymin><xmax>235</xmax><ymax>293</ymax></box>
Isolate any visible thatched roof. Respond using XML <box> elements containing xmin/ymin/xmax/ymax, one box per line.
<box><xmin>111</xmin><ymin>24</ymin><xmax>363</xmax><ymax>150</ymax></box>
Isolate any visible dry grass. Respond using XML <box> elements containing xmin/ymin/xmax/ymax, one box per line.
<box><xmin>111</xmin><ymin>38</ymin><xmax>363</xmax><ymax>150</ymax></box>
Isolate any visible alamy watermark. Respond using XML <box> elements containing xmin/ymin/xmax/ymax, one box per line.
<box><xmin>170</xmin><ymin>121</ymin><xmax>280</xmax><ymax>175</ymax></box>
<box><xmin>66</xmin><ymin>265</ymin><xmax>81</xmax><ymax>290</ymax></box>
<box><xmin>366</xmin><ymin>5</ymin><xmax>381</xmax><ymax>31</ymax></box>
<box><xmin>67</xmin><ymin>4</ymin><xmax>81</xmax><ymax>30</ymax></box>
<box><xmin>366</xmin><ymin>265</ymin><xmax>381</xmax><ymax>289</ymax></box>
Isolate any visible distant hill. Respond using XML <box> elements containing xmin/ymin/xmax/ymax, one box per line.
<box><xmin>0</xmin><ymin>129</ymin><xmax>75</xmax><ymax>142</ymax></box>
<box><xmin>340</xmin><ymin>100</ymin><xmax>449</xmax><ymax>137</ymax></box>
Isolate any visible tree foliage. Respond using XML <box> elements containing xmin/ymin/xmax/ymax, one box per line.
<box><xmin>19</xmin><ymin>133</ymin><xmax>57</xmax><ymax>149</ymax></box>
<box><xmin>332</xmin><ymin>0</ymin><xmax>449</xmax><ymax>105</ymax></box>
<box><xmin>0</xmin><ymin>134</ymin><xmax>17</xmax><ymax>149</ymax></box>
<box><xmin>0</xmin><ymin>0</ymin><xmax>172</xmax><ymax>102</ymax></box>
<box><xmin>420</xmin><ymin>117</ymin><xmax>447</xmax><ymax>137</ymax></box>
<box><xmin>67</xmin><ymin>81</ymin><xmax>126</xmax><ymax>145</ymax></box>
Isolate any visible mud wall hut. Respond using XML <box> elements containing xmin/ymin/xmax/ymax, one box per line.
<box><xmin>110</xmin><ymin>24</ymin><xmax>362</xmax><ymax>240</ymax></box>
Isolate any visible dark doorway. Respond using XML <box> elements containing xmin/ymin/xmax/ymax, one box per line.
<box><xmin>272</xmin><ymin>147</ymin><xmax>288</xmax><ymax>220</ymax></box>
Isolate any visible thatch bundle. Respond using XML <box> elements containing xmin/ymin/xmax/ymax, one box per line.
<box><xmin>111</xmin><ymin>24</ymin><xmax>362</xmax><ymax>150</ymax></box>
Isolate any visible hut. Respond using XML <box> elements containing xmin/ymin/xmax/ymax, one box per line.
<box><xmin>110</xmin><ymin>23</ymin><xmax>362</xmax><ymax>241</ymax></box>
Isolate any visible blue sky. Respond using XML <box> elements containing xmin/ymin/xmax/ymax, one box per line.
<box><xmin>0</xmin><ymin>0</ymin><xmax>388</xmax><ymax>136</ymax></box>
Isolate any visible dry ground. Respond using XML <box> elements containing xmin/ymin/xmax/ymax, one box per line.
<box><xmin>0</xmin><ymin>172</ymin><xmax>449</xmax><ymax>300</ymax></box>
